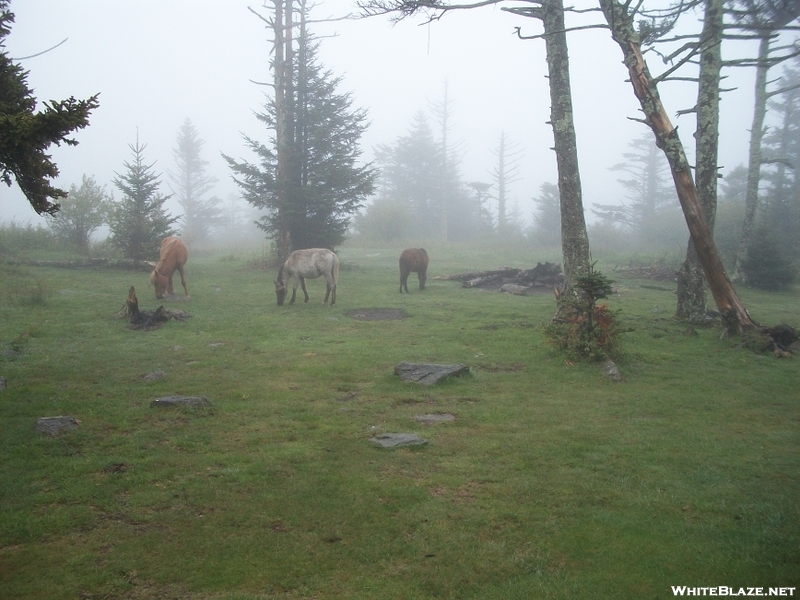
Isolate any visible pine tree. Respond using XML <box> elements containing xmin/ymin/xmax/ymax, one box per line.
<box><xmin>47</xmin><ymin>175</ymin><xmax>108</xmax><ymax>254</ymax></box>
<box><xmin>108</xmin><ymin>136</ymin><xmax>178</xmax><ymax>260</ymax></box>
<box><xmin>592</xmin><ymin>134</ymin><xmax>678</xmax><ymax>244</ymax></box>
<box><xmin>225</xmin><ymin>8</ymin><xmax>375</xmax><ymax>253</ymax></box>
<box><xmin>0</xmin><ymin>1</ymin><xmax>99</xmax><ymax>216</ymax></box>
<box><xmin>374</xmin><ymin>111</ymin><xmax>445</xmax><ymax>239</ymax></box>
<box><xmin>760</xmin><ymin>56</ymin><xmax>800</xmax><ymax>259</ymax></box>
<box><xmin>169</xmin><ymin>118</ymin><xmax>222</xmax><ymax>245</ymax></box>
<box><xmin>740</xmin><ymin>226</ymin><xmax>797</xmax><ymax>290</ymax></box>
<box><xmin>532</xmin><ymin>182</ymin><xmax>561</xmax><ymax>247</ymax></box>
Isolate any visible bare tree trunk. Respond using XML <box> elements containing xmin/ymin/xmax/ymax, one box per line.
<box><xmin>440</xmin><ymin>81</ymin><xmax>450</xmax><ymax>241</ymax></box>
<box><xmin>600</xmin><ymin>0</ymin><xmax>756</xmax><ymax>335</ymax></box>
<box><xmin>542</xmin><ymin>0</ymin><xmax>590</xmax><ymax>296</ymax></box>
<box><xmin>271</xmin><ymin>0</ymin><xmax>296</xmax><ymax>259</ymax></box>
<box><xmin>497</xmin><ymin>130</ymin><xmax>507</xmax><ymax>236</ymax></box>
<box><xmin>676</xmin><ymin>0</ymin><xmax>723</xmax><ymax>323</ymax></box>
<box><xmin>732</xmin><ymin>35</ymin><xmax>771</xmax><ymax>280</ymax></box>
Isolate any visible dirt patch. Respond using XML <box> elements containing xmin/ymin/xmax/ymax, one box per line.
<box><xmin>346</xmin><ymin>308</ymin><xmax>410</xmax><ymax>321</ymax></box>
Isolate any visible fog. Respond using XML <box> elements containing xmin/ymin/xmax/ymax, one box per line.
<box><xmin>2</xmin><ymin>0</ymin><xmax>762</xmax><ymax>234</ymax></box>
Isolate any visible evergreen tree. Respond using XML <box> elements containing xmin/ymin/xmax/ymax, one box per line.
<box><xmin>47</xmin><ymin>174</ymin><xmax>108</xmax><ymax>254</ymax></box>
<box><xmin>374</xmin><ymin>111</ymin><xmax>443</xmax><ymax>239</ymax></box>
<box><xmin>467</xmin><ymin>181</ymin><xmax>494</xmax><ymax>237</ymax></box>
<box><xmin>225</xmin><ymin>13</ymin><xmax>375</xmax><ymax>253</ymax></box>
<box><xmin>0</xmin><ymin>1</ymin><xmax>99</xmax><ymax>215</ymax></box>
<box><xmin>169</xmin><ymin>118</ymin><xmax>222</xmax><ymax>245</ymax></box>
<box><xmin>740</xmin><ymin>225</ymin><xmax>797</xmax><ymax>290</ymax></box>
<box><xmin>592</xmin><ymin>134</ymin><xmax>679</xmax><ymax>245</ymax></box>
<box><xmin>761</xmin><ymin>56</ymin><xmax>800</xmax><ymax>259</ymax></box>
<box><xmin>352</xmin><ymin>196</ymin><xmax>412</xmax><ymax>241</ymax></box>
<box><xmin>715</xmin><ymin>165</ymin><xmax>749</xmax><ymax>265</ymax></box>
<box><xmin>108</xmin><ymin>136</ymin><xmax>178</xmax><ymax>260</ymax></box>
<box><xmin>531</xmin><ymin>182</ymin><xmax>561</xmax><ymax>247</ymax></box>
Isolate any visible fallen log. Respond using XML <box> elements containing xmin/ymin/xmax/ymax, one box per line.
<box><xmin>436</xmin><ymin>263</ymin><xmax>564</xmax><ymax>290</ymax></box>
<box><xmin>435</xmin><ymin>267</ymin><xmax>520</xmax><ymax>282</ymax></box>
<box><xmin>6</xmin><ymin>257</ymin><xmax>155</xmax><ymax>271</ymax></box>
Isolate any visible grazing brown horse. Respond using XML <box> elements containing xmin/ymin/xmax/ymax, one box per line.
<box><xmin>150</xmin><ymin>236</ymin><xmax>189</xmax><ymax>299</ymax></box>
<box><xmin>399</xmin><ymin>248</ymin><xmax>429</xmax><ymax>293</ymax></box>
<box><xmin>275</xmin><ymin>248</ymin><xmax>339</xmax><ymax>306</ymax></box>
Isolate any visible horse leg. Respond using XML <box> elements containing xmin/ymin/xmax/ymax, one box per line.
<box><xmin>300</xmin><ymin>277</ymin><xmax>310</xmax><ymax>303</ymax></box>
<box><xmin>419</xmin><ymin>267</ymin><xmax>427</xmax><ymax>290</ymax></box>
<box><xmin>400</xmin><ymin>270</ymin><xmax>408</xmax><ymax>293</ymax></box>
<box><xmin>177</xmin><ymin>265</ymin><xmax>189</xmax><ymax>297</ymax></box>
<box><xmin>290</xmin><ymin>281</ymin><xmax>298</xmax><ymax>304</ymax></box>
<box><xmin>167</xmin><ymin>272</ymin><xmax>175</xmax><ymax>296</ymax></box>
<box><xmin>323</xmin><ymin>274</ymin><xmax>336</xmax><ymax>305</ymax></box>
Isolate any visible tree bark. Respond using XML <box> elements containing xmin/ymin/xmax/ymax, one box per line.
<box><xmin>599</xmin><ymin>0</ymin><xmax>757</xmax><ymax>335</ymax></box>
<box><xmin>273</xmin><ymin>0</ymin><xmax>292</xmax><ymax>259</ymax></box>
<box><xmin>732</xmin><ymin>35</ymin><xmax>771</xmax><ymax>281</ymax></box>
<box><xmin>542</xmin><ymin>0</ymin><xmax>591</xmax><ymax>296</ymax></box>
<box><xmin>676</xmin><ymin>0</ymin><xmax>723</xmax><ymax>323</ymax></box>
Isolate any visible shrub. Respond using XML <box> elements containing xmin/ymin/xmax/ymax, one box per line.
<box><xmin>741</xmin><ymin>227</ymin><xmax>796</xmax><ymax>290</ymax></box>
<box><xmin>0</xmin><ymin>221</ymin><xmax>58</xmax><ymax>257</ymax></box>
<box><xmin>544</xmin><ymin>262</ymin><xmax>623</xmax><ymax>361</ymax></box>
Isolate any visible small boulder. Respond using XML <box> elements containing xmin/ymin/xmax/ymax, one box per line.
<box><xmin>601</xmin><ymin>358</ymin><xmax>623</xmax><ymax>382</ymax></box>
<box><xmin>394</xmin><ymin>362</ymin><xmax>470</xmax><ymax>386</ymax></box>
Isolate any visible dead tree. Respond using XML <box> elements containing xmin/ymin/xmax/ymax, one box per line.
<box><xmin>357</xmin><ymin>0</ymin><xmax>592</xmax><ymax>300</ymax></box>
<box><xmin>599</xmin><ymin>0</ymin><xmax>758</xmax><ymax>335</ymax></box>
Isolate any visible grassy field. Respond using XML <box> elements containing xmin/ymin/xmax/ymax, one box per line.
<box><xmin>1</xmin><ymin>241</ymin><xmax>798</xmax><ymax>599</ymax></box>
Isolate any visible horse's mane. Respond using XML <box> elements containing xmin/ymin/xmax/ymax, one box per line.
<box><xmin>154</xmin><ymin>237</ymin><xmax>178</xmax><ymax>273</ymax></box>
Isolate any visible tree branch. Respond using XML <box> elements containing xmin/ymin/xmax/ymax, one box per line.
<box><xmin>11</xmin><ymin>37</ymin><xmax>68</xmax><ymax>60</ymax></box>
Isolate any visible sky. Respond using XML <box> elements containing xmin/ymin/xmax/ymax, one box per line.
<box><xmin>1</xmin><ymin>0</ymin><xmax>769</xmax><ymax>230</ymax></box>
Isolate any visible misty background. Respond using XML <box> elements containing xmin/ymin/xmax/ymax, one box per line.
<box><xmin>2</xmin><ymin>0</ymin><xmax>762</xmax><ymax>240</ymax></box>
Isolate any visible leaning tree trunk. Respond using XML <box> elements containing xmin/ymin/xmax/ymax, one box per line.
<box><xmin>600</xmin><ymin>0</ymin><xmax>757</xmax><ymax>335</ymax></box>
<box><xmin>542</xmin><ymin>0</ymin><xmax>591</xmax><ymax>297</ymax></box>
<box><xmin>676</xmin><ymin>0</ymin><xmax>723</xmax><ymax>323</ymax></box>
<box><xmin>732</xmin><ymin>35</ymin><xmax>771</xmax><ymax>281</ymax></box>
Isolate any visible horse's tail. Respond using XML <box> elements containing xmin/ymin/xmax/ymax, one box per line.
<box><xmin>419</xmin><ymin>248</ymin><xmax>428</xmax><ymax>259</ymax></box>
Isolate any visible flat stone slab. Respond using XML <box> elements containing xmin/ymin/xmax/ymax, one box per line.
<box><xmin>150</xmin><ymin>395</ymin><xmax>212</xmax><ymax>408</ymax></box>
<box><xmin>142</xmin><ymin>371</ymin><xmax>165</xmax><ymax>382</ymax></box>
<box><xmin>369</xmin><ymin>433</ymin><xmax>428</xmax><ymax>448</ymax></box>
<box><xmin>413</xmin><ymin>413</ymin><xmax>456</xmax><ymax>424</ymax></box>
<box><xmin>36</xmin><ymin>416</ymin><xmax>80</xmax><ymax>436</ymax></box>
<box><xmin>394</xmin><ymin>362</ymin><xmax>470</xmax><ymax>386</ymax></box>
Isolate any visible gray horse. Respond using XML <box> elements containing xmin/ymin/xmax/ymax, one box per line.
<box><xmin>275</xmin><ymin>248</ymin><xmax>339</xmax><ymax>306</ymax></box>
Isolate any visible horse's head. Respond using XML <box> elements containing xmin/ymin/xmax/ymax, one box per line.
<box><xmin>151</xmin><ymin>269</ymin><xmax>168</xmax><ymax>299</ymax></box>
<box><xmin>275</xmin><ymin>278</ymin><xmax>288</xmax><ymax>306</ymax></box>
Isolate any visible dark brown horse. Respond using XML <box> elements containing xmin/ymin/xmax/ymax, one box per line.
<box><xmin>399</xmin><ymin>248</ymin><xmax>429</xmax><ymax>293</ymax></box>
<box><xmin>150</xmin><ymin>236</ymin><xmax>189</xmax><ymax>299</ymax></box>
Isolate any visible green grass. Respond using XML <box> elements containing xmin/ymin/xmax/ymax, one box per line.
<box><xmin>1</xmin><ymin>242</ymin><xmax>798</xmax><ymax>599</ymax></box>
